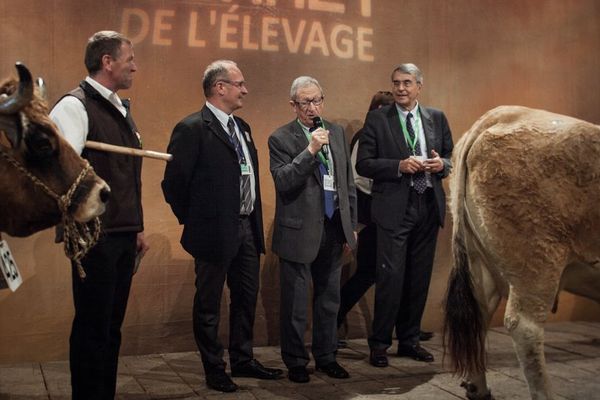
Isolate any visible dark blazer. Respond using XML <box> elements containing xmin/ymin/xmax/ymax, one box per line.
<box><xmin>162</xmin><ymin>105</ymin><xmax>265</xmax><ymax>262</ymax></box>
<box><xmin>356</xmin><ymin>104</ymin><xmax>453</xmax><ymax>229</ymax></box>
<box><xmin>268</xmin><ymin>119</ymin><xmax>357</xmax><ymax>264</ymax></box>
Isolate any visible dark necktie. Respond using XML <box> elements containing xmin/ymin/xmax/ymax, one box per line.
<box><xmin>227</xmin><ymin>117</ymin><xmax>252</xmax><ymax>214</ymax></box>
<box><xmin>407</xmin><ymin>112</ymin><xmax>427</xmax><ymax>194</ymax></box>
<box><xmin>318</xmin><ymin>162</ymin><xmax>335</xmax><ymax>219</ymax></box>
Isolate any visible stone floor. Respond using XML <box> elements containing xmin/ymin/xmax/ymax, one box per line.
<box><xmin>1</xmin><ymin>321</ymin><xmax>599</xmax><ymax>399</ymax></box>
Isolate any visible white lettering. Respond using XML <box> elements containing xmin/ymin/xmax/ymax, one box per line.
<box><xmin>330</xmin><ymin>24</ymin><xmax>353</xmax><ymax>59</ymax></box>
<box><xmin>281</xmin><ymin>18</ymin><xmax>306</xmax><ymax>53</ymax></box>
<box><xmin>121</xmin><ymin>8</ymin><xmax>149</xmax><ymax>45</ymax></box>
<box><xmin>188</xmin><ymin>11</ymin><xmax>207</xmax><ymax>47</ymax></box>
<box><xmin>308</xmin><ymin>0</ymin><xmax>344</xmax><ymax>13</ymax></box>
<box><xmin>261</xmin><ymin>17</ymin><xmax>280</xmax><ymax>52</ymax></box>
<box><xmin>220</xmin><ymin>13</ymin><xmax>239</xmax><ymax>49</ymax></box>
<box><xmin>304</xmin><ymin>21</ymin><xmax>329</xmax><ymax>56</ymax></box>
<box><xmin>118</xmin><ymin>7</ymin><xmax>375</xmax><ymax>62</ymax></box>
<box><xmin>243</xmin><ymin>15</ymin><xmax>259</xmax><ymax>50</ymax></box>
<box><xmin>152</xmin><ymin>9</ymin><xmax>175</xmax><ymax>46</ymax></box>
<box><xmin>357</xmin><ymin>27</ymin><xmax>374</xmax><ymax>62</ymax></box>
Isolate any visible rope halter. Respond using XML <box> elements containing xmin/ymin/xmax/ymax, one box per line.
<box><xmin>0</xmin><ymin>147</ymin><xmax>101</xmax><ymax>279</ymax></box>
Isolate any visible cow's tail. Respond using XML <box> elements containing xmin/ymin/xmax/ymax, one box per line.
<box><xmin>442</xmin><ymin>110</ymin><xmax>499</xmax><ymax>377</ymax></box>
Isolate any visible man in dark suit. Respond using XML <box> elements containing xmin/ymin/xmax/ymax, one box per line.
<box><xmin>268</xmin><ymin>76</ymin><xmax>357</xmax><ymax>383</ymax></box>
<box><xmin>356</xmin><ymin>64</ymin><xmax>453</xmax><ymax>367</ymax></box>
<box><xmin>162</xmin><ymin>60</ymin><xmax>282</xmax><ymax>392</ymax></box>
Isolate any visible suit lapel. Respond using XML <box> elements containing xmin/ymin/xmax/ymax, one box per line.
<box><xmin>202</xmin><ymin>106</ymin><xmax>235</xmax><ymax>152</ymax></box>
<box><xmin>387</xmin><ymin>106</ymin><xmax>411</xmax><ymax>158</ymax></box>
<box><xmin>419</xmin><ymin>106</ymin><xmax>435</xmax><ymax>157</ymax></box>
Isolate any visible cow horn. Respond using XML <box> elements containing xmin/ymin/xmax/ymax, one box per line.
<box><xmin>0</xmin><ymin>62</ymin><xmax>34</xmax><ymax>115</ymax></box>
<box><xmin>36</xmin><ymin>77</ymin><xmax>48</xmax><ymax>100</ymax></box>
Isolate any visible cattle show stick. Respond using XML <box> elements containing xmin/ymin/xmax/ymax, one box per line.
<box><xmin>85</xmin><ymin>141</ymin><xmax>173</xmax><ymax>161</ymax></box>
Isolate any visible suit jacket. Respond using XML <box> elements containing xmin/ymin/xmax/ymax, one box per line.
<box><xmin>356</xmin><ymin>104</ymin><xmax>453</xmax><ymax>230</ymax></box>
<box><xmin>162</xmin><ymin>105</ymin><xmax>265</xmax><ymax>262</ymax></box>
<box><xmin>268</xmin><ymin>119</ymin><xmax>357</xmax><ymax>264</ymax></box>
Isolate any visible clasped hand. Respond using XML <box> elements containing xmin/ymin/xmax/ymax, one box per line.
<box><xmin>399</xmin><ymin>149</ymin><xmax>444</xmax><ymax>174</ymax></box>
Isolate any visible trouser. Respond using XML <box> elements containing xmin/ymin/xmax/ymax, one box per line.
<box><xmin>70</xmin><ymin>232</ymin><xmax>137</xmax><ymax>400</ymax></box>
<box><xmin>193</xmin><ymin>217</ymin><xmax>260</xmax><ymax>373</ymax></box>
<box><xmin>369</xmin><ymin>188</ymin><xmax>439</xmax><ymax>350</ymax></box>
<box><xmin>279</xmin><ymin>213</ymin><xmax>345</xmax><ymax>368</ymax></box>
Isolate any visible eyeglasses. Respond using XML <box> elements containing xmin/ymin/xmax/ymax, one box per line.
<box><xmin>392</xmin><ymin>79</ymin><xmax>417</xmax><ymax>88</ymax></box>
<box><xmin>218</xmin><ymin>80</ymin><xmax>247</xmax><ymax>89</ymax></box>
<box><xmin>294</xmin><ymin>96</ymin><xmax>324</xmax><ymax>109</ymax></box>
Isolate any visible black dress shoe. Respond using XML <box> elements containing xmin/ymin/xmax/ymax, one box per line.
<box><xmin>316</xmin><ymin>361</ymin><xmax>350</xmax><ymax>379</ymax></box>
<box><xmin>231</xmin><ymin>359</ymin><xmax>283</xmax><ymax>380</ymax></box>
<box><xmin>397</xmin><ymin>344</ymin><xmax>434</xmax><ymax>362</ymax></box>
<box><xmin>419</xmin><ymin>330</ymin><xmax>434</xmax><ymax>341</ymax></box>
<box><xmin>288</xmin><ymin>366</ymin><xmax>310</xmax><ymax>383</ymax></box>
<box><xmin>369</xmin><ymin>349</ymin><xmax>388</xmax><ymax>367</ymax></box>
<box><xmin>206</xmin><ymin>370</ymin><xmax>238</xmax><ymax>392</ymax></box>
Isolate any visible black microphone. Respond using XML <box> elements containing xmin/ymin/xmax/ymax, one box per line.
<box><xmin>311</xmin><ymin>116</ymin><xmax>329</xmax><ymax>156</ymax></box>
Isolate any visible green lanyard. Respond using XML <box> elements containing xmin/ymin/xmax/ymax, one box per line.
<box><xmin>298</xmin><ymin>119</ymin><xmax>329</xmax><ymax>168</ymax></box>
<box><xmin>398</xmin><ymin>110</ymin><xmax>421</xmax><ymax>155</ymax></box>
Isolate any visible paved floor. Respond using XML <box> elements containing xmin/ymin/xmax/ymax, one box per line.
<box><xmin>1</xmin><ymin>321</ymin><xmax>599</xmax><ymax>399</ymax></box>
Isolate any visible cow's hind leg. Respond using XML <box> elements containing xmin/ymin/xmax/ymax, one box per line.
<box><xmin>462</xmin><ymin>257</ymin><xmax>502</xmax><ymax>400</ymax></box>
<box><xmin>504</xmin><ymin>287</ymin><xmax>556</xmax><ymax>400</ymax></box>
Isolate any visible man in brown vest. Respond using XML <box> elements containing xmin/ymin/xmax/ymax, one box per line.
<box><xmin>50</xmin><ymin>30</ymin><xmax>149</xmax><ymax>400</ymax></box>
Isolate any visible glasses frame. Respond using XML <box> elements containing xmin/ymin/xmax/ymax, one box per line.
<box><xmin>293</xmin><ymin>96</ymin><xmax>325</xmax><ymax>109</ymax></box>
<box><xmin>218</xmin><ymin>79</ymin><xmax>246</xmax><ymax>89</ymax></box>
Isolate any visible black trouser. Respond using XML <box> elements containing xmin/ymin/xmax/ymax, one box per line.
<box><xmin>193</xmin><ymin>217</ymin><xmax>259</xmax><ymax>373</ymax></box>
<box><xmin>279</xmin><ymin>212</ymin><xmax>345</xmax><ymax>368</ymax></box>
<box><xmin>70</xmin><ymin>232</ymin><xmax>137</xmax><ymax>400</ymax></box>
<box><xmin>337</xmin><ymin>222</ymin><xmax>376</xmax><ymax>326</ymax></box>
<box><xmin>369</xmin><ymin>188</ymin><xmax>439</xmax><ymax>350</ymax></box>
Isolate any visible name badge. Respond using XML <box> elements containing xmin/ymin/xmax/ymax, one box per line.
<box><xmin>240</xmin><ymin>163</ymin><xmax>251</xmax><ymax>175</ymax></box>
<box><xmin>323</xmin><ymin>174</ymin><xmax>336</xmax><ymax>191</ymax></box>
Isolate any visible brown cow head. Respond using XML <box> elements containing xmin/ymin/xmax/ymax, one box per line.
<box><xmin>0</xmin><ymin>63</ymin><xmax>110</xmax><ymax>237</ymax></box>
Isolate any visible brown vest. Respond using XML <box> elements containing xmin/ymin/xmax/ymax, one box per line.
<box><xmin>65</xmin><ymin>81</ymin><xmax>143</xmax><ymax>233</ymax></box>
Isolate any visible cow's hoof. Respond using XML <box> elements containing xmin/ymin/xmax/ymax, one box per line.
<box><xmin>462</xmin><ymin>381</ymin><xmax>494</xmax><ymax>400</ymax></box>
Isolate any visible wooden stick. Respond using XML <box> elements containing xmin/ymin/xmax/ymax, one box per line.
<box><xmin>85</xmin><ymin>140</ymin><xmax>172</xmax><ymax>162</ymax></box>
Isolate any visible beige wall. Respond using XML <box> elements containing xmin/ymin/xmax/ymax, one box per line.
<box><xmin>1</xmin><ymin>0</ymin><xmax>599</xmax><ymax>362</ymax></box>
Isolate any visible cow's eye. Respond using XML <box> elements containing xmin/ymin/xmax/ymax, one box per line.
<box><xmin>25</xmin><ymin>125</ymin><xmax>57</xmax><ymax>161</ymax></box>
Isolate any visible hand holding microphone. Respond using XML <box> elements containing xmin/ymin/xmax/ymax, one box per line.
<box><xmin>308</xmin><ymin>116</ymin><xmax>329</xmax><ymax>156</ymax></box>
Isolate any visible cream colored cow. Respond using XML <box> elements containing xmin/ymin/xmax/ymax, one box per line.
<box><xmin>443</xmin><ymin>106</ymin><xmax>600</xmax><ymax>400</ymax></box>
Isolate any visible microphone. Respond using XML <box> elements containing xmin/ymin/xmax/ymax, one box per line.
<box><xmin>311</xmin><ymin>116</ymin><xmax>329</xmax><ymax>156</ymax></box>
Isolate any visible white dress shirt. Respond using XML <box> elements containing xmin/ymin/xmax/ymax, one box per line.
<box><xmin>50</xmin><ymin>76</ymin><xmax>127</xmax><ymax>155</ymax></box>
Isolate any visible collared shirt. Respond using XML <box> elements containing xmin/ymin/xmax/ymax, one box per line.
<box><xmin>205</xmin><ymin>101</ymin><xmax>256</xmax><ymax>212</ymax></box>
<box><xmin>50</xmin><ymin>76</ymin><xmax>127</xmax><ymax>155</ymax></box>
<box><xmin>396</xmin><ymin>102</ymin><xmax>432</xmax><ymax>188</ymax></box>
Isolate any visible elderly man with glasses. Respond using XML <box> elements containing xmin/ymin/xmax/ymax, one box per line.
<box><xmin>268</xmin><ymin>76</ymin><xmax>357</xmax><ymax>383</ymax></box>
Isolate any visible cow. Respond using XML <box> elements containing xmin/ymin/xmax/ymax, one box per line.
<box><xmin>0</xmin><ymin>63</ymin><xmax>110</xmax><ymax>237</ymax></box>
<box><xmin>443</xmin><ymin>105</ymin><xmax>600</xmax><ymax>400</ymax></box>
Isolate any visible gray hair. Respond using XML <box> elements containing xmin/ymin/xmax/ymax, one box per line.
<box><xmin>290</xmin><ymin>76</ymin><xmax>324</xmax><ymax>100</ymax></box>
<box><xmin>203</xmin><ymin>60</ymin><xmax>238</xmax><ymax>97</ymax></box>
<box><xmin>391</xmin><ymin>63</ymin><xmax>423</xmax><ymax>84</ymax></box>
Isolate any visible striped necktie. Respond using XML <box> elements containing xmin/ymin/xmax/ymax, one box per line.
<box><xmin>407</xmin><ymin>112</ymin><xmax>427</xmax><ymax>194</ymax></box>
<box><xmin>227</xmin><ymin>117</ymin><xmax>252</xmax><ymax>214</ymax></box>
